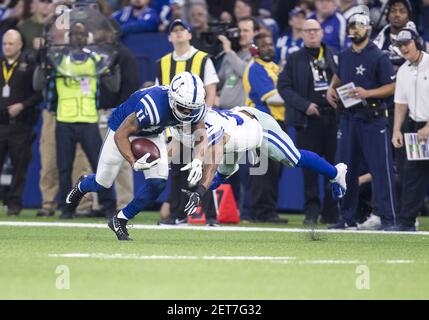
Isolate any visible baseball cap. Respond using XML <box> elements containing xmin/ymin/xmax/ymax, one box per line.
<box><xmin>289</xmin><ymin>7</ymin><xmax>305</xmax><ymax>19</ymax></box>
<box><xmin>168</xmin><ymin>19</ymin><xmax>191</xmax><ymax>34</ymax></box>
<box><xmin>347</xmin><ymin>5</ymin><xmax>371</xmax><ymax>27</ymax></box>
<box><xmin>395</xmin><ymin>22</ymin><xmax>419</xmax><ymax>45</ymax></box>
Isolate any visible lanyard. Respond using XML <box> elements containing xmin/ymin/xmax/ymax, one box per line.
<box><xmin>2</xmin><ymin>60</ymin><xmax>18</xmax><ymax>84</ymax></box>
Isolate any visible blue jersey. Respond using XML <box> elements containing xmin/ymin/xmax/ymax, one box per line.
<box><xmin>309</xmin><ymin>11</ymin><xmax>347</xmax><ymax>52</ymax></box>
<box><xmin>112</xmin><ymin>6</ymin><xmax>159</xmax><ymax>35</ymax></box>
<box><xmin>108</xmin><ymin>86</ymin><xmax>204</xmax><ymax>136</ymax></box>
<box><xmin>275</xmin><ymin>32</ymin><xmax>303</xmax><ymax>66</ymax></box>
<box><xmin>337</xmin><ymin>42</ymin><xmax>395</xmax><ymax>90</ymax></box>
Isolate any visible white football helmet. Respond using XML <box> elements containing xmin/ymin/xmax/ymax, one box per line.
<box><xmin>168</xmin><ymin>72</ymin><xmax>206</xmax><ymax>123</ymax></box>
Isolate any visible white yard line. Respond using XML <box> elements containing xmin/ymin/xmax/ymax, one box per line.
<box><xmin>47</xmin><ymin>253</ymin><xmax>296</xmax><ymax>261</ymax></box>
<box><xmin>47</xmin><ymin>253</ymin><xmax>423</xmax><ymax>265</ymax></box>
<box><xmin>1</xmin><ymin>221</ymin><xmax>429</xmax><ymax>236</ymax></box>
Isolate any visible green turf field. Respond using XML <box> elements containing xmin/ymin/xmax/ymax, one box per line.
<box><xmin>1</xmin><ymin>209</ymin><xmax>429</xmax><ymax>299</ymax></box>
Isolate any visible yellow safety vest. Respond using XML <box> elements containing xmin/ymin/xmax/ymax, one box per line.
<box><xmin>158</xmin><ymin>50</ymin><xmax>208</xmax><ymax>85</ymax></box>
<box><xmin>56</xmin><ymin>53</ymin><xmax>99</xmax><ymax>123</ymax></box>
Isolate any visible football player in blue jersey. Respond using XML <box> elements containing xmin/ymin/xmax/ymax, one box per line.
<box><xmin>181</xmin><ymin>107</ymin><xmax>348</xmax><ymax>217</ymax></box>
<box><xmin>65</xmin><ymin>72</ymin><xmax>208</xmax><ymax>240</ymax></box>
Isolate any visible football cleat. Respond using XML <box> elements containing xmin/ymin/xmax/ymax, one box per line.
<box><xmin>330</xmin><ymin>163</ymin><xmax>347</xmax><ymax>200</ymax></box>
<box><xmin>65</xmin><ymin>175</ymin><xmax>86</xmax><ymax>211</ymax></box>
<box><xmin>108</xmin><ymin>215</ymin><xmax>132</xmax><ymax>241</ymax></box>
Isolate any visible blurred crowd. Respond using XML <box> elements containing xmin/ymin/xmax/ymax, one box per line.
<box><xmin>1</xmin><ymin>0</ymin><xmax>429</xmax><ymax>231</ymax></box>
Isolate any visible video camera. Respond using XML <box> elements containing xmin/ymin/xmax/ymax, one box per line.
<box><xmin>199</xmin><ymin>21</ymin><xmax>240</xmax><ymax>57</ymax></box>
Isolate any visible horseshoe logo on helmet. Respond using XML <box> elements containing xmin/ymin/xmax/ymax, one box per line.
<box><xmin>171</xmin><ymin>76</ymin><xmax>185</xmax><ymax>93</ymax></box>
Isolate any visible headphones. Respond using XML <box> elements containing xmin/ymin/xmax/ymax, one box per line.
<box><xmin>399</xmin><ymin>27</ymin><xmax>424</xmax><ymax>51</ymax></box>
<box><xmin>249</xmin><ymin>43</ymin><xmax>259</xmax><ymax>57</ymax></box>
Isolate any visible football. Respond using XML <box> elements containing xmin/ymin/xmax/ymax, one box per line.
<box><xmin>131</xmin><ymin>138</ymin><xmax>161</xmax><ymax>162</ymax></box>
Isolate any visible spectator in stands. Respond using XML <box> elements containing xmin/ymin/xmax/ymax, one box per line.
<box><xmin>0</xmin><ymin>29</ymin><xmax>42</xmax><ymax>215</ymax></box>
<box><xmin>391</xmin><ymin>22</ymin><xmax>429</xmax><ymax>231</ymax></box>
<box><xmin>272</xmin><ymin>0</ymin><xmax>300</xmax><ymax>33</ymax></box>
<box><xmin>159</xmin><ymin>0</ymin><xmax>186</xmax><ymax>32</ymax></box>
<box><xmin>217</xmin><ymin>16</ymin><xmax>258</xmax><ymax>108</ymax></box>
<box><xmin>112</xmin><ymin>0</ymin><xmax>159</xmax><ymax>35</ymax></box>
<box><xmin>275</xmin><ymin>7</ymin><xmax>305</xmax><ymax>70</ymax></box>
<box><xmin>188</xmin><ymin>2</ymin><xmax>208</xmax><ymax>39</ymax></box>
<box><xmin>188</xmin><ymin>2</ymin><xmax>212</xmax><ymax>54</ymax></box>
<box><xmin>234</xmin><ymin>0</ymin><xmax>279</xmax><ymax>42</ymax></box>
<box><xmin>339</xmin><ymin>0</ymin><xmax>358</xmax><ymax>20</ymax></box>
<box><xmin>242</xmin><ymin>32</ymin><xmax>287</xmax><ymax>224</ymax></box>
<box><xmin>309</xmin><ymin>0</ymin><xmax>347</xmax><ymax>52</ymax></box>
<box><xmin>156</xmin><ymin>19</ymin><xmax>219</xmax><ymax>226</ymax></box>
<box><xmin>0</xmin><ymin>0</ymin><xmax>25</xmax><ymax>36</ymax></box>
<box><xmin>326</xmin><ymin>8</ymin><xmax>396</xmax><ymax>230</ymax></box>
<box><xmin>18</xmin><ymin>0</ymin><xmax>55</xmax><ymax>59</ymax></box>
<box><xmin>205</xmin><ymin>0</ymin><xmax>234</xmax><ymax>24</ymax></box>
<box><xmin>278</xmin><ymin>19</ymin><xmax>339</xmax><ymax>225</ymax></box>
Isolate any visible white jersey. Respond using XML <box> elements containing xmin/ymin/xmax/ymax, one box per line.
<box><xmin>205</xmin><ymin>107</ymin><xmax>263</xmax><ymax>153</ymax></box>
<box><xmin>170</xmin><ymin>107</ymin><xmax>263</xmax><ymax>154</ymax></box>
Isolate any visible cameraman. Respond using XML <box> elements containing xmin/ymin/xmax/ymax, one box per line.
<box><xmin>217</xmin><ymin>16</ymin><xmax>259</xmax><ymax>109</ymax></box>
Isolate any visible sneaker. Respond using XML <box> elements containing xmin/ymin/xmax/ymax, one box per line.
<box><xmin>206</xmin><ymin>217</ymin><xmax>219</xmax><ymax>227</ymax></box>
<box><xmin>330</xmin><ymin>163</ymin><xmax>347</xmax><ymax>200</ymax></box>
<box><xmin>303</xmin><ymin>216</ymin><xmax>318</xmax><ymax>225</ymax></box>
<box><xmin>59</xmin><ymin>211</ymin><xmax>73</xmax><ymax>219</ymax></box>
<box><xmin>158</xmin><ymin>217</ymin><xmax>187</xmax><ymax>226</ymax></box>
<box><xmin>65</xmin><ymin>175</ymin><xmax>86</xmax><ymax>212</ymax></box>
<box><xmin>6</xmin><ymin>205</ymin><xmax>21</xmax><ymax>216</ymax></box>
<box><xmin>255</xmin><ymin>215</ymin><xmax>289</xmax><ymax>224</ymax></box>
<box><xmin>328</xmin><ymin>221</ymin><xmax>357</xmax><ymax>230</ymax></box>
<box><xmin>384</xmin><ymin>225</ymin><xmax>416</xmax><ymax>232</ymax></box>
<box><xmin>108</xmin><ymin>215</ymin><xmax>132</xmax><ymax>240</ymax></box>
<box><xmin>357</xmin><ymin>214</ymin><xmax>381</xmax><ymax>230</ymax></box>
<box><xmin>36</xmin><ymin>208</ymin><xmax>55</xmax><ymax>217</ymax></box>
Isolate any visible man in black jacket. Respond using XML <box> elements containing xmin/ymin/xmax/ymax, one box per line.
<box><xmin>0</xmin><ymin>29</ymin><xmax>42</xmax><ymax>215</ymax></box>
<box><xmin>277</xmin><ymin>19</ymin><xmax>338</xmax><ymax>225</ymax></box>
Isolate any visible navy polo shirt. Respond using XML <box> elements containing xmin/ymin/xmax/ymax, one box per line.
<box><xmin>337</xmin><ymin>42</ymin><xmax>396</xmax><ymax>90</ymax></box>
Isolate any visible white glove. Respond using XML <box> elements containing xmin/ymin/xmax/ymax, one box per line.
<box><xmin>133</xmin><ymin>153</ymin><xmax>160</xmax><ymax>172</ymax></box>
<box><xmin>180</xmin><ymin>158</ymin><xmax>203</xmax><ymax>187</ymax></box>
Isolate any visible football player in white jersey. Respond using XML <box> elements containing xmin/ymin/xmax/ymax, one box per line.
<box><xmin>181</xmin><ymin>106</ymin><xmax>348</xmax><ymax>216</ymax></box>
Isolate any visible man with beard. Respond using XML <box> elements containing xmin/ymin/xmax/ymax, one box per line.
<box><xmin>326</xmin><ymin>6</ymin><xmax>397</xmax><ymax>230</ymax></box>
